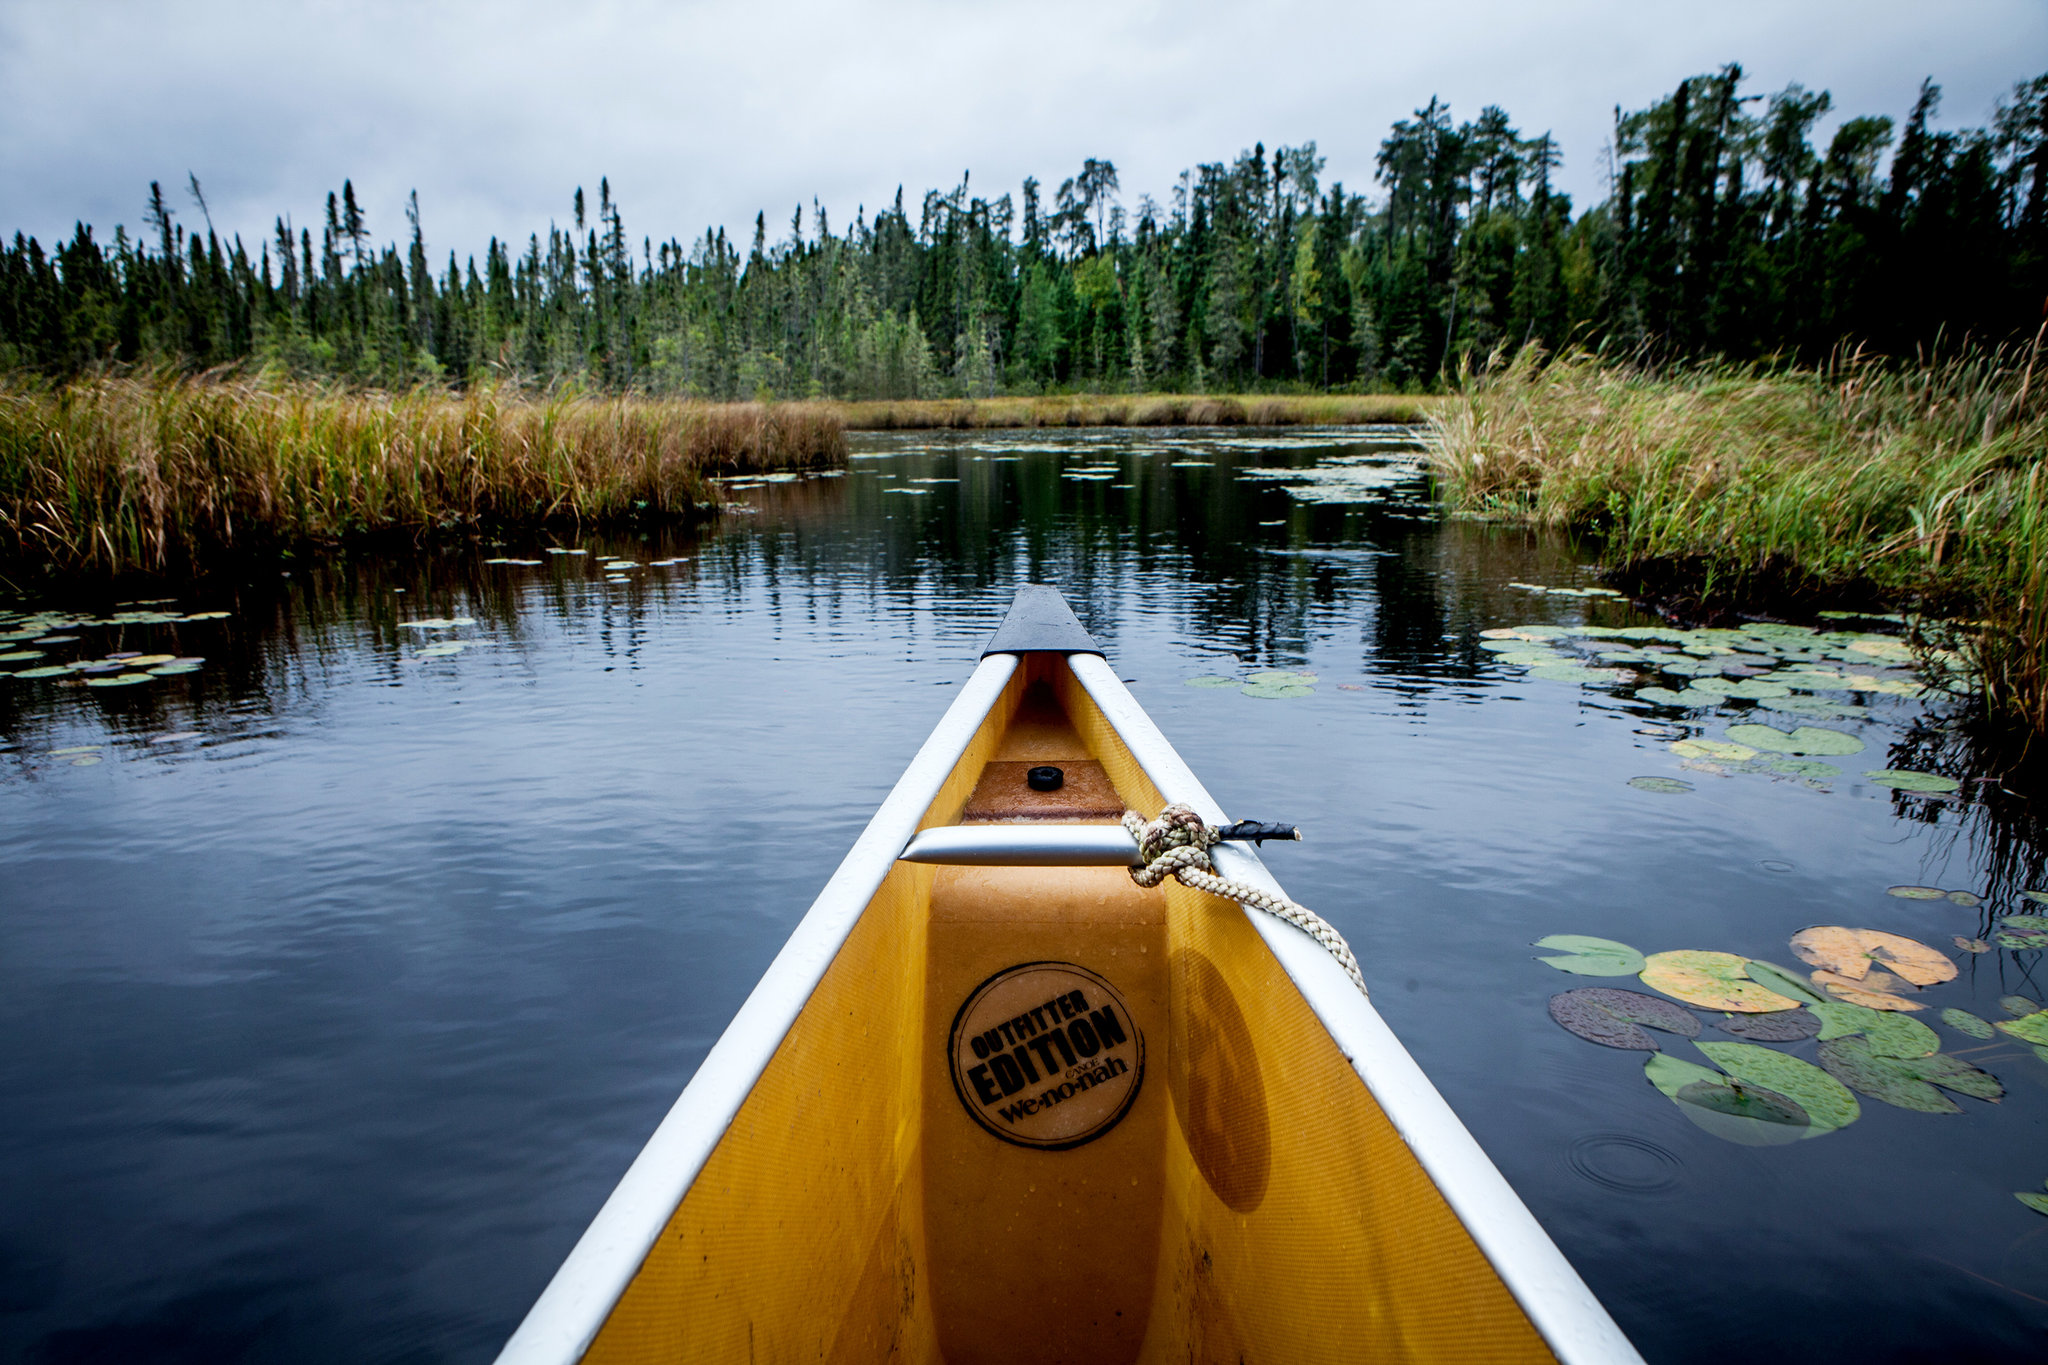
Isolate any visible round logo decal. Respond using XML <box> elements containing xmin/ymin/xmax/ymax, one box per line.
<box><xmin>947</xmin><ymin>961</ymin><xmax>1145</xmax><ymax>1150</ymax></box>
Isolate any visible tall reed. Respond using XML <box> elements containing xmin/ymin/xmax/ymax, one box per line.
<box><xmin>1426</xmin><ymin>345</ymin><xmax>2048</xmax><ymax>739</ymax></box>
<box><xmin>0</xmin><ymin>377</ymin><xmax>845</xmax><ymax>575</ymax></box>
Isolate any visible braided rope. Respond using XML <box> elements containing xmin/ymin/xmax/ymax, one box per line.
<box><xmin>1122</xmin><ymin>804</ymin><xmax>1367</xmax><ymax>996</ymax></box>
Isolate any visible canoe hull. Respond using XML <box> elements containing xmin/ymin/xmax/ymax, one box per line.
<box><xmin>500</xmin><ymin>604</ymin><xmax>1643</xmax><ymax>1365</ymax></box>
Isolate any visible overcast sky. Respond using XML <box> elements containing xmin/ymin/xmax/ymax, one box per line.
<box><xmin>3</xmin><ymin>0</ymin><xmax>2043</xmax><ymax>266</ymax></box>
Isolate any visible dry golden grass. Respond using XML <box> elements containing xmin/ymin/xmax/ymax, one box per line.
<box><xmin>0</xmin><ymin>377</ymin><xmax>844</xmax><ymax>575</ymax></box>
<box><xmin>834</xmin><ymin>392</ymin><xmax>1439</xmax><ymax>429</ymax></box>
<box><xmin>1427</xmin><ymin>346</ymin><xmax>2048</xmax><ymax>738</ymax></box>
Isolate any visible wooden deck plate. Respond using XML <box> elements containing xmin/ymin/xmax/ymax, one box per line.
<box><xmin>959</xmin><ymin>760</ymin><xmax>1125</xmax><ymax>821</ymax></box>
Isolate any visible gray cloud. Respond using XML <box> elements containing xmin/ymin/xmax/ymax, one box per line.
<box><xmin>3</xmin><ymin>0</ymin><xmax>2041</xmax><ymax>264</ymax></box>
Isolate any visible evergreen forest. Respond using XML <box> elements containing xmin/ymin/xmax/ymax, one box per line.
<box><xmin>4</xmin><ymin>65</ymin><xmax>2045</xmax><ymax>397</ymax></box>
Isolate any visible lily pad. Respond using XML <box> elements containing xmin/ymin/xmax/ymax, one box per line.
<box><xmin>2000</xmin><ymin>995</ymin><xmax>2040</xmax><ymax>1017</ymax></box>
<box><xmin>1946</xmin><ymin>890</ymin><xmax>1981</xmax><ymax>907</ymax></box>
<box><xmin>1697</xmin><ymin>1041</ymin><xmax>1860</xmax><ymax>1133</ymax></box>
<box><xmin>1887</xmin><ymin>885</ymin><xmax>1947</xmax><ymax>900</ymax></box>
<box><xmin>0</xmin><ymin>650</ymin><xmax>44</xmax><ymax>663</ymax></box>
<box><xmin>182</xmin><ymin>610</ymin><xmax>231</xmax><ymax>620</ymax></box>
<box><xmin>1640</xmin><ymin>950</ymin><xmax>1801</xmax><ymax>1012</ymax></box>
<box><xmin>1535</xmin><ymin>935</ymin><xmax>1648</xmax><ymax>976</ymax></box>
<box><xmin>1548</xmin><ymin>988</ymin><xmax>1701</xmax><ymax>1050</ymax></box>
<box><xmin>1245</xmin><ymin>669</ymin><xmax>1317</xmax><ymax>683</ymax></box>
<box><xmin>1865</xmin><ymin>770</ymin><xmax>1960</xmax><ymax>794</ymax></box>
<box><xmin>1530</xmin><ymin>663</ymin><xmax>1626</xmax><ymax>683</ymax></box>
<box><xmin>85</xmin><ymin>674</ymin><xmax>152</xmax><ymax>687</ymax></box>
<box><xmin>1845</xmin><ymin>637</ymin><xmax>1915</xmax><ymax>662</ymax></box>
<box><xmin>1634</xmin><ymin>686</ymin><xmax>1707</xmax><ymax>707</ymax></box>
<box><xmin>417</xmin><ymin>642</ymin><xmax>468</xmax><ymax>658</ymax></box>
<box><xmin>1627</xmin><ymin>776</ymin><xmax>1693</xmax><ymax>794</ymax></box>
<box><xmin>1670</xmin><ymin>738</ymin><xmax>1759</xmax><ymax>762</ymax></box>
<box><xmin>2024</xmin><ymin>891</ymin><xmax>2048</xmax><ymax>906</ymax></box>
<box><xmin>1817</xmin><ymin>1036</ymin><xmax>1961</xmax><ymax>1113</ymax></box>
<box><xmin>2015</xmin><ymin>1192</ymin><xmax>2048</xmax><ymax>1217</ymax></box>
<box><xmin>1808</xmin><ymin>1002</ymin><xmax>1939</xmax><ymax>1056</ymax></box>
<box><xmin>1742</xmin><ymin>959</ymin><xmax>1828</xmax><ymax>1006</ymax></box>
<box><xmin>1185</xmin><ymin>675</ymin><xmax>1241</xmax><ymax>688</ymax></box>
<box><xmin>12</xmin><ymin>666</ymin><xmax>71</xmax><ymax>678</ymax></box>
<box><xmin>1241</xmin><ymin>681</ymin><xmax>1314</xmax><ymax>699</ymax></box>
<box><xmin>1756</xmin><ymin>695</ymin><xmax>1870</xmax><ymax>720</ymax></box>
<box><xmin>1644</xmin><ymin>1055</ymin><xmax>1809</xmax><ymax>1146</ymax></box>
<box><xmin>1954</xmin><ymin>936</ymin><xmax>1992</xmax><ymax>953</ymax></box>
<box><xmin>1676</xmin><ymin>1078</ymin><xmax>1811</xmax><ymax>1127</ymax></box>
<box><xmin>1764</xmin><ymin>758</ymin><xmax>1839</xmax><ymax>779</ymax></box>
<box><xmin>1726</xmin><ymin>723</ymin><xmax>1865</xmax><ymax>756</ymax></box>
<box><xmin>1789</xmin><ymin>926</ymin><xmax>1955</xmax><ymax>986</ymax></box>
<box><xmin>1940</xmin><ymin>1008</ymin><xmax>1996</xmax><ymax>1040</ymax></box>
<box><xmin>1810</xmin><ymin>967</ymin><xmax>1928</xmax><ymax>1010</ymax></box>
<box><xmin>1720</xmin><ymin>678</ymin><xmax>1793</xmax><ymax>699</ymax></box>
<box><xmin>1996</xmin><ymin>1011</ymin><xmax>2048</xmax><ymax>1046</ymax></box>
<box><xmin>1714</xmin><ymin>1008</ymin><xmax>1821</xmax><ymax>1042</ymax></box>
<box><xmin>1994</xmin><ymin>916</ymin><xmax>2048</xmax><ymax>950</ymax></box>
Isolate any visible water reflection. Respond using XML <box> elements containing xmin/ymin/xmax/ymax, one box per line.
<box><xmin>1</xmin><ymin>425</ymin><xmax>2044</xmax><ymax>1364</ymax></box>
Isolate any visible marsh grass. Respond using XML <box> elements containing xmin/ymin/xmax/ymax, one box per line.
<box><xmin>0</xmin><ymin>377</ymin><xmax>845</xmax><ymax>575</ymax></box>
<box><xmin>835</xmin><ymin>392</ymin><xmax>1438</xmax><ymax>429</ymax></box>
<box><xmin>1427</xmin><ymin>346</ymin><xmax>2048</xmax><ymax>739</ymax></box>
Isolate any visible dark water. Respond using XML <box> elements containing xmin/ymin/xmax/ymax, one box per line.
<box><xmin>2</xmin><ymin>427</ymin><xmax>2045</xmax><ymax>1364</ymax></box>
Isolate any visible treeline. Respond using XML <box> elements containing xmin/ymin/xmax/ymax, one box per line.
<box><xmin>2</xmin><ymin>65</ymin><xmax>2044</xmax><ymax>397</ymax></box>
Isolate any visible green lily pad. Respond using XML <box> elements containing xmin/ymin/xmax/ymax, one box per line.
<box><xmin>1764</xmin><ymin>759</ymin><xmax>1839</xmax><ymax>779</ymax></box>
<box><xmin>1994</xmin><ymin>916</ymin><xmax>2048</xmax><ymax>950</ymax></box>
<box><xmin>1865</xmin><ymin>770</ymin><xmax>1960</xmax><ymax>793</ymax></box>
<box><xmin>1676</xmin><ymin>1078</ymin><xmax>1811</xmax><ymax>1127</ymax></box>
<box><xmin>1633</xmin><ymin>686</ymin><xmax>1707</xmax><ymax>707</ymax></box>
<box><xmin>1670</xmin><ymin>738</ymin><xmax>1760</xmax><ymax>762</ymax></box>
<box><xmin>1714</xmin><ymin>1008</ymin><xmax>1821</xmax><ymax>1042</ymax></box>
<box><xmin>1941</xmin><ymin>1009</ymin><xmax>1996</xmax><ymax>1040</ymax></box>
<box><xmin>0</xmin><ymin>650</ymin><xmax>44</xmax><ymax>663</ymax></box>
<box><xmin>1817</xmin><ymin>1036</ymin><xmax>1960</xmax><ymax>1112</ymax></box>
<box><xmin>12</xmin><ymin>666</ymin><xmax>71</xmax><ymax>678</ymax></box>
<box><xmin>2000</xmin><ymin>995</ymin><xmax>2040</xmax><ymax>1017</ymax></box>
<box><xmin>1809</xmin><ymin>1002</ymin><xmax>1939</xmax><ymax>1057</ymax></box>
<box><xmin>2015</xmin><ymin>1192</ymin><xmax>2048</xmax><ymax>1216</ymax></box>
<box><xmin>1756</xmin><ymin>695</ymin><xmax>1870</xmax><ymax>719</ymax></box>
<box><xmin>1245</xmin><ymin>669</ymin><xmax>1316</xmax><ymax>683</ymax></box>
<box><xmin>1535</xmin><ymin>935</ymin><xmax>1648</xmax><ymax>976</ymax></box>
<box><xmin>1530</xmin><ymin>663</ymin><xmax>1627</xmax><ymax>682</ymax></box>
<box><xmin>1185</xmin><ymin>675</ymin><xmax>1240</xmax><ymax>688</ymax></box>
<box><xmin>2024</xmin><ymin>891</ymin><xmax>2048</xmax><ymax>906</ymax></box>
<box><xmin>183</xmin><ymin>610</ymin><xmax>231</xmax><ymax>620</ymax></box>
<box><xmin>1742</xmin><ymin>959</ymin><xmax>1829</xmax><ymax>1006</ymax></box>
<box><xmin>1241</xmin><ymin>681</ymin><xmax>1314</xmax><ymax>699</ymax></box>
<box><xmin>1697</xmin><ymin>1041</ymin><xmax>1860</xmax><ymax>1133</ymax></box>
<box><xmin>1644</xmin><ymin>1055</ymin><xmax>1808</xmax><ymax>1146</ymax></box>
<box><xmin>1900</xmin><ymin>1051</ymin><xmax>2004</xmax><ymax>1102</ymax></box>
<box><xmin>417</xmin><ymin>642</ymin><xmax>468</xmax><ymax>658</ymax></box>
<box><xmin>1946</xmin><ymin>890</ymin><xmax>1981</xmax><ymax>907</ymax></box>
<box><xmin>1549</xmin><ymin>987</ymin><xmax>1701</xmax><ymax>1049</ymax></box>
<box><xmin>85</xmin><ymin>673</ymin><xmax>152</xmax><ymax>687</ymax></box>
<box><xmin>1996</xmin><ymin>1011</ymin><xmax>2048</xmax><ymax>1046</ymax></box>
<box><xmin>1720</xmin><ymin>678</ymin><xmax>1793</xmax><ymax>699</ymax></box>
<box><xmin>1887</xmin><ymin>885</ymin><xmax>1947</xmax><ymax>900</ymax></box>
<box><xmin>1726</xmin><ymin>723</ymin><xmax>1866</xmax><ymax>756</ymax></box>
<box><xmin>148</xmin><ymin>663</ymin><xmax>202</xmax><ymax>676</ymax></box>
<box><xmin>1627</xmin><ymin>776</ymin><xmax>1693</xmax><ymax>793</ymax></box>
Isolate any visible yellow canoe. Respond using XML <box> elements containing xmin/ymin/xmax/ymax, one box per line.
<box><xmin>498</xmin><ymin>587</ymin><xmax>1643</xmax><ymax>1365</ymax></box>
